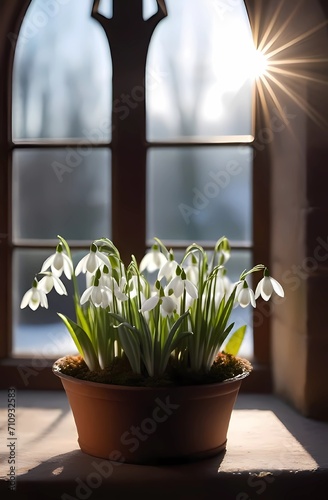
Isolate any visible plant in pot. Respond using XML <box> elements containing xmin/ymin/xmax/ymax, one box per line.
<box><xmin>21</xmin><ymin>235</ymin><xmax>284</xmax><ymax>464</ymax></box>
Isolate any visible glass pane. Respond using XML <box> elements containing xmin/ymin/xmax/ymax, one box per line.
<box><xmin>225</xmin><ymin>250</ymin><xmax>253</xmax><ymax>359</ymax></box>
<box><xmin>146</xmin><ymin>0</ymin><xmax>254</xmax><ymax>141</ymax></box>
<box><xmin>13</xmin><ymin>148</ymin><xmax>111</xmax><ymax>242</ymax></box>
<box><xmin>13</xmin><ymin>249</ymin><xmax>87</xmax><ymax>356</ymax></box>
<box><xmin>147</xmin><ymin>147</ymin><xmax>252</xmax><ymax>242</ymax></box>
<box><xmin>12</xmin><ymin>0</ymin><xmax>112</xmax><ymax>141</ymax></box>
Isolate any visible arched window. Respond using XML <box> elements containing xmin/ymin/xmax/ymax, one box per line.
<box><xmin>1</xmin><ymin>0</ymin><xmax>269</xmax><ymax>387</ymax></box>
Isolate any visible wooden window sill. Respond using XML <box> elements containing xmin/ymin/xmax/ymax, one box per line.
<box><xmin>0</xmin><ymin>392</ymin><xmax>327</xmax><ymax>499</ymax></box>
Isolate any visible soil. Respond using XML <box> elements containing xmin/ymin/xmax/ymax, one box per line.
<box><xmin>55</xmin><ymin>352</ymin><xmax>252</xmax><ymax>387</ymax></box>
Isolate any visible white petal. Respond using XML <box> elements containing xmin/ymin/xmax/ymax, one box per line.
<box><xmin>255</xmin><ymin>278</ymin><xmax>263</xmax><ymax>300</ymax></box>
<box><xmin>75</xmin><ymin>254</ymin><xmax>88</xmax><ymax>276</ymax></box>
<box><xmin>86</xmin><ymin>252</ymin><xmax>98</xmax><ymax>274</ymax></box>
<box><xmin>92</xmin><ymin>286</ymin><xmax>103</xmax><ymax>307</ymax></box>
<box><xmin>80</xmin><ymin>287</ymin><xmax>93</xmax><ymax>305</ymax></box>
<box><xmin>238</xmin><ymin>289</ymin><xmax>251</xmax><ymax>308</ymax></box>
<box><xmin>161</xmin><ymin>296</ymin><xmax>176</xmax><ymax>315</ymax></box>
<box><xmin>39</xmin><ymin>290</ymin><xmax>49</xmax><ymax>309</ymax></box>
<box><xmin>62</xmin><ymin>254</ymin><xmax>73</xmax><ymax>279</ymax></box>
<box><xmin>53</xmin><ymin>252</ymin><xmax>64</xmax><ymax>272</ymax></box>
<box><xmin>95</xmin><ymin>251</ymin><xmax>111</xmax><ymax>268</ymax></box>
<box><xmin>38</xmin><ymin>276</ymin><xmax>54</xmax><ymax>294</ymax></box>
<box><xmin>29</xmin><ymin>290</ymin><xmax>41</xmax><ymax>310</ymax></box>
<box><xmin>249</xmin><ymin>288</ymin><xmax>256</xmax><ymax>307</ymax></box>
<box><xmin>169</xmin><ymin>276</ymin><xmax>184</xmax><ymax>298</ymax></box>
<box><xmin>20</xmin><ymin>289</ymin><xmax>33</xmax><ymax>309</ymax></box>
<box><xmin>52</xmin><ymin>276</ymin><xmax>67</xmax><ymax>295</ymax></box>
<box><xmin>270</xmin><ymin>277</ymin><xmax>285</xmax><ymax>297</ymax></box>
<box><xmin>158</xmin><ymin>260</ymin><xmax>177</xmax><ymax>280</ymax></box>
<box><xmin>40</xmin><ymin>254</ymin><xmax>55</xmax><ymax>272</ymax></box>
<box><xmin>140</xmin><ymin>295</ymin><xmax>159</xmax><ymax>312</ymax></box>
<box><xmin>185</xmin><ymin>279</ymin><xmax>198</xmax><ymax>299</ymax></box>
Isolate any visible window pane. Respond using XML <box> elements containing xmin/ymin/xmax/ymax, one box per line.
<box><xmin>12</xmin><ymin>148</ymin><xmax>111</xmax><ymax>242</ymax></box>
<box><xmin>12</xmin><ymin>0</ymin><xmax>112</xmax><ymax>141</ymax></box>
<box><xmin>13</xmin><ymin>249</ymin><xmax>86</xmax><ymax>356</ymax></box>
<box><xmin>146</xmin><ymin>0</ymin><xmax>254</xmax><ymax>140</ymax></box>
<box><xmin>225</xmin><ymin>250</ymin><xmax>253</xmax><ymax>359</ymax></box>
<box><xmin>147</xmin><ymin>147</ymin><xmax>252</xmax><ymax>242</ymax></box>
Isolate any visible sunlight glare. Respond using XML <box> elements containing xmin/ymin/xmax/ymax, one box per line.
<box><xmin>250</xmin><ymin>49</ymin><xmax>269</xmax><ymax>79</ymax></box>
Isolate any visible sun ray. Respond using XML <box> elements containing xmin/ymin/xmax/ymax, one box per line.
<box><xmin>270</xmin><ymin>58</ymin><xmax>328</xmax><ymax>65</ymax></box>
<box><xmin>264</xmin><ymin>72</ymin><xmax>328</xmax><ymax>128</ymax></box>
<box><xmin>257</xmin><ymin>0</ymin><xmax>285</xmax><ymax>52</ymax></box>
<box><xmin>259</xmin><ymin>1</ymin><xmax>300</xmax><ymax>54</ymax></box>
<box><xmin>257</xmin><ymin>75</ymin><xmax>291</xmax><ymax>128</ymax></box>
<box><xmin>267</xmin><ymin>66</ymin><xmax>328</xmax><ymax>86</ymax></box>
<box><xmin>255</xmin><ymin>77</ymin><xmax>274</xmax><ymax>127</ymax></box>
<box><xmin>265</xmin><ymin>19</ymin><xmax>328</xmax><ymax>59</ymax></box>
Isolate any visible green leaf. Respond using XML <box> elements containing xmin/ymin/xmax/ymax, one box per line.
<box><xmin>224</xmin><ymin>325</ymin><xmax>247</xmax><ymax>356</ymax></box>
<box><xmin>57</xmin><ymin>313</ymin><xmax>99</xmax><ymax>371</ymax></box>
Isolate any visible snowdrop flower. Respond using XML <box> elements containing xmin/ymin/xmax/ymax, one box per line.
<box><xmin>41</xmin><ymin>243</ymin><xmax>73</xmax><ymax>279</ymax></box>
<box><xmin>166</xmin><ymin>268</ymin><xmax>198</xmax><ymax>300</ymax></box>
<box><xmin>183</xmin><ymin>254</ymin><xmax>199</xmax><ymax>285</ymax></box>
<box><xmin>158</xmin><ymin>251</ymin><xmax>178</xmax><ymax>281</ymax></box>
<box><xmin>38</xmin><ymin>273</ymin><xmax>67</xmax><ymax>296</ymax></box>
<box><xmin>20</xmin><ymin>279</ymin><xmax>48</xmax><ymax>311</ymax></box>
<box><xmin>76</xmin><ymin>243</ymin><xmax>111</xmax><ymax>275</ymax></box>
<box><xmin>80</xmin><ymin>283</ymin><xmax>109</xmax><ymax>308</ymax></box>
<box><xmin>110</xmin><ymin>277</ymin><xmax>128</xmax><ymax>302</ymax></box>
<box><xmin>255</xmin><ymin>269</ymin><xmax>284</xmax><ymax>301</ymax></box>
<box><xmin>140</xmin><ymin>282</ymin><xmax>177</xmax><ymax>316</ymax></box>
<box><xmin>140</xmin><ymin>245</ymin><xmax>167</xmax><ymax>273</ymax></box>
<box><xmin>235</xmin><ymin>280</ymin><xmax>256</xmax><ymax>308</ymax></box>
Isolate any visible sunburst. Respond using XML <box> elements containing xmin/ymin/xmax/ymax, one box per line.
<box><xmin>251</xmin><ymin>1</ymin><xmax>328</xmax><ymax>129</ymax></box>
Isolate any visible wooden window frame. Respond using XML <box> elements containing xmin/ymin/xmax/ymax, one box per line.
<box><xmin>0</xmin><ymin>0</ymin><xmax>271</xmax><ymax>391</ymax></box>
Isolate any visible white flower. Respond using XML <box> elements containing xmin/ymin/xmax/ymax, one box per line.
<box><xmin>140</xmin><ymin>246</ymin><xmax>167</xmax><ymax>273</ymax></box>
<box><xmin>183</xmin><ymin>257</ymin><xmax>199</xmax><ymax>285</ymax></box>
<box><xmin>41</xmin><ymin>245</ymin><xmax>73</xmax><ymax>279</ymax></box>
<box><xmin>166</xmin><ymin>268</ymin><xmax>198</xmax><ymax>300</ymax></box>
<box><xmin>255</xmin><ymin>271</ymin><xmax>284</xmax><ymax>301</ymax></box>
<box><xmin>20</xmin><ymin>279</ymin><xmax>48</xmax><ymax>311</ymax></box>
<box><xmin>236</xmin><ymin>281</ymin><xmax>256</xmax><ymax>308</ymax></box>
<box><xmin>80</xmin><ymin>283</ymin><xmax>109</xmax><ymax>308</ymax></box>
<box><xmin>75</xmin><ymin>243</ymin><xmax>111</xmax><ymax>275</ymax></box>
<box><xmin>110</xmin><ymin>277</ymin><xmax>128</xmax><ymax>302</ymax></box>
<box><xmin>158</xmin><ymin>251</ymin><xmax>178</xmax><ymax>281</ymax></box>
<box><xmin>140</xmin><ymin>292</ymin><xmax>177</xmax><ymax>316</ymax></box>
<box><xmin>38</xmin><ymin>273</ymin><xmax>67</xmax><ymax>295</ymax></box>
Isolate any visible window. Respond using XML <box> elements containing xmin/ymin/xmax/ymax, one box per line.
<box><xmin>0</xmin><ymin>0</ymin><xmax>270</xmax><ymax>389</ymax></box>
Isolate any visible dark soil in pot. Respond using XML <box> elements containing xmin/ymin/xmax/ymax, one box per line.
<box><xmin>55</xmin><ymin>352</ymin><xmax>252</xmax><ymax>387</ymax></box>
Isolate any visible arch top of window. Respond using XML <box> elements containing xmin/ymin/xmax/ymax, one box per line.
<box><xmin>146</xmin><ymin>0</ymin><xmax>255</xmax><ymax>142</ymax></box>
<box><xmin>12</xmin><ymin>0</ymin><xmax>112</xmax><ymax>143</ymax></box>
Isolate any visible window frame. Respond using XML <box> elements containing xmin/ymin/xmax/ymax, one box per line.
<box><xmin>0</xmin><ymin>0</ymin><xmax>271</xmax><ymax>391</ymax></box>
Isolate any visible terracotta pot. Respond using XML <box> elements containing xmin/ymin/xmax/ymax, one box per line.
<box><xmin>53</xmin><ymin>357</ymin><xmax>249</xmax><ymax>464</ymax></box>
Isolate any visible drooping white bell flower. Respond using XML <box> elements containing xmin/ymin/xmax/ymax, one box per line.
<box><xmin>20</xmin><ymin>279</ymin><xmax>48</xmax><ymax>311</ymax></box>
<box><xmin>158</xmin><ymin>251</ymin><xmax>178</xmax><ymax>281</ymax></box>
<box><xmin>255</xmin><ymin>269</ymin><xmax>285</xmax><ymax>301</ymax></box>
<box><xmin>80</xmin><ymin>283</ymin><xmax>108</xmax><ymax>308</ymax></box>
<box><xmin>235</xmin><ymin>280</ymin><xmax>256</xmax><ymax>308</ymax></box>
<box><xmin>38</xmin><ymin>273</ymin><xmax>67</xmax><ymax>296</ymax></box>
<box><xmin>140</xmin><ymin>287</ymin><xmax>177</xmax><ymax>317</ymax></box>
<box><xmin>139</xmin><ymin>245</ymin><xmax>167</xmax><ymax>273</ymax></box>
<box><xmin>41</xmin><ymin>244</ymin><xmax>73</xmax><ymax>279</ymax></box>
<box><xmin>75</xmin><ymin>243</ymin><xmax>111</xmax><ymax>276</ymax></box>
<box><xmin>166</xmin><ymin>268</ymin><xmax>198</xmax><ymax>300</ymax></box>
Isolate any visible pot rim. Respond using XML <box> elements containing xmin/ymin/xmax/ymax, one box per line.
<box><xmin>52</xmin><ymin>355</ymin><xmax>251</xmax><ymax>392</ymax></box>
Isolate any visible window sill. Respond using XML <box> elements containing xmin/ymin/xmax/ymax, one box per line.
<box><xmin>1</xmin><ymin>392</ymin><xmax>327</xmax><ymax>500</ymax></box>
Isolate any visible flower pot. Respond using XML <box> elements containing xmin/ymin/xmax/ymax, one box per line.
<box><xmin>53</xmin><ymin>357</ymin><xmax>249</xmax><ymax>464</ymax></box>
